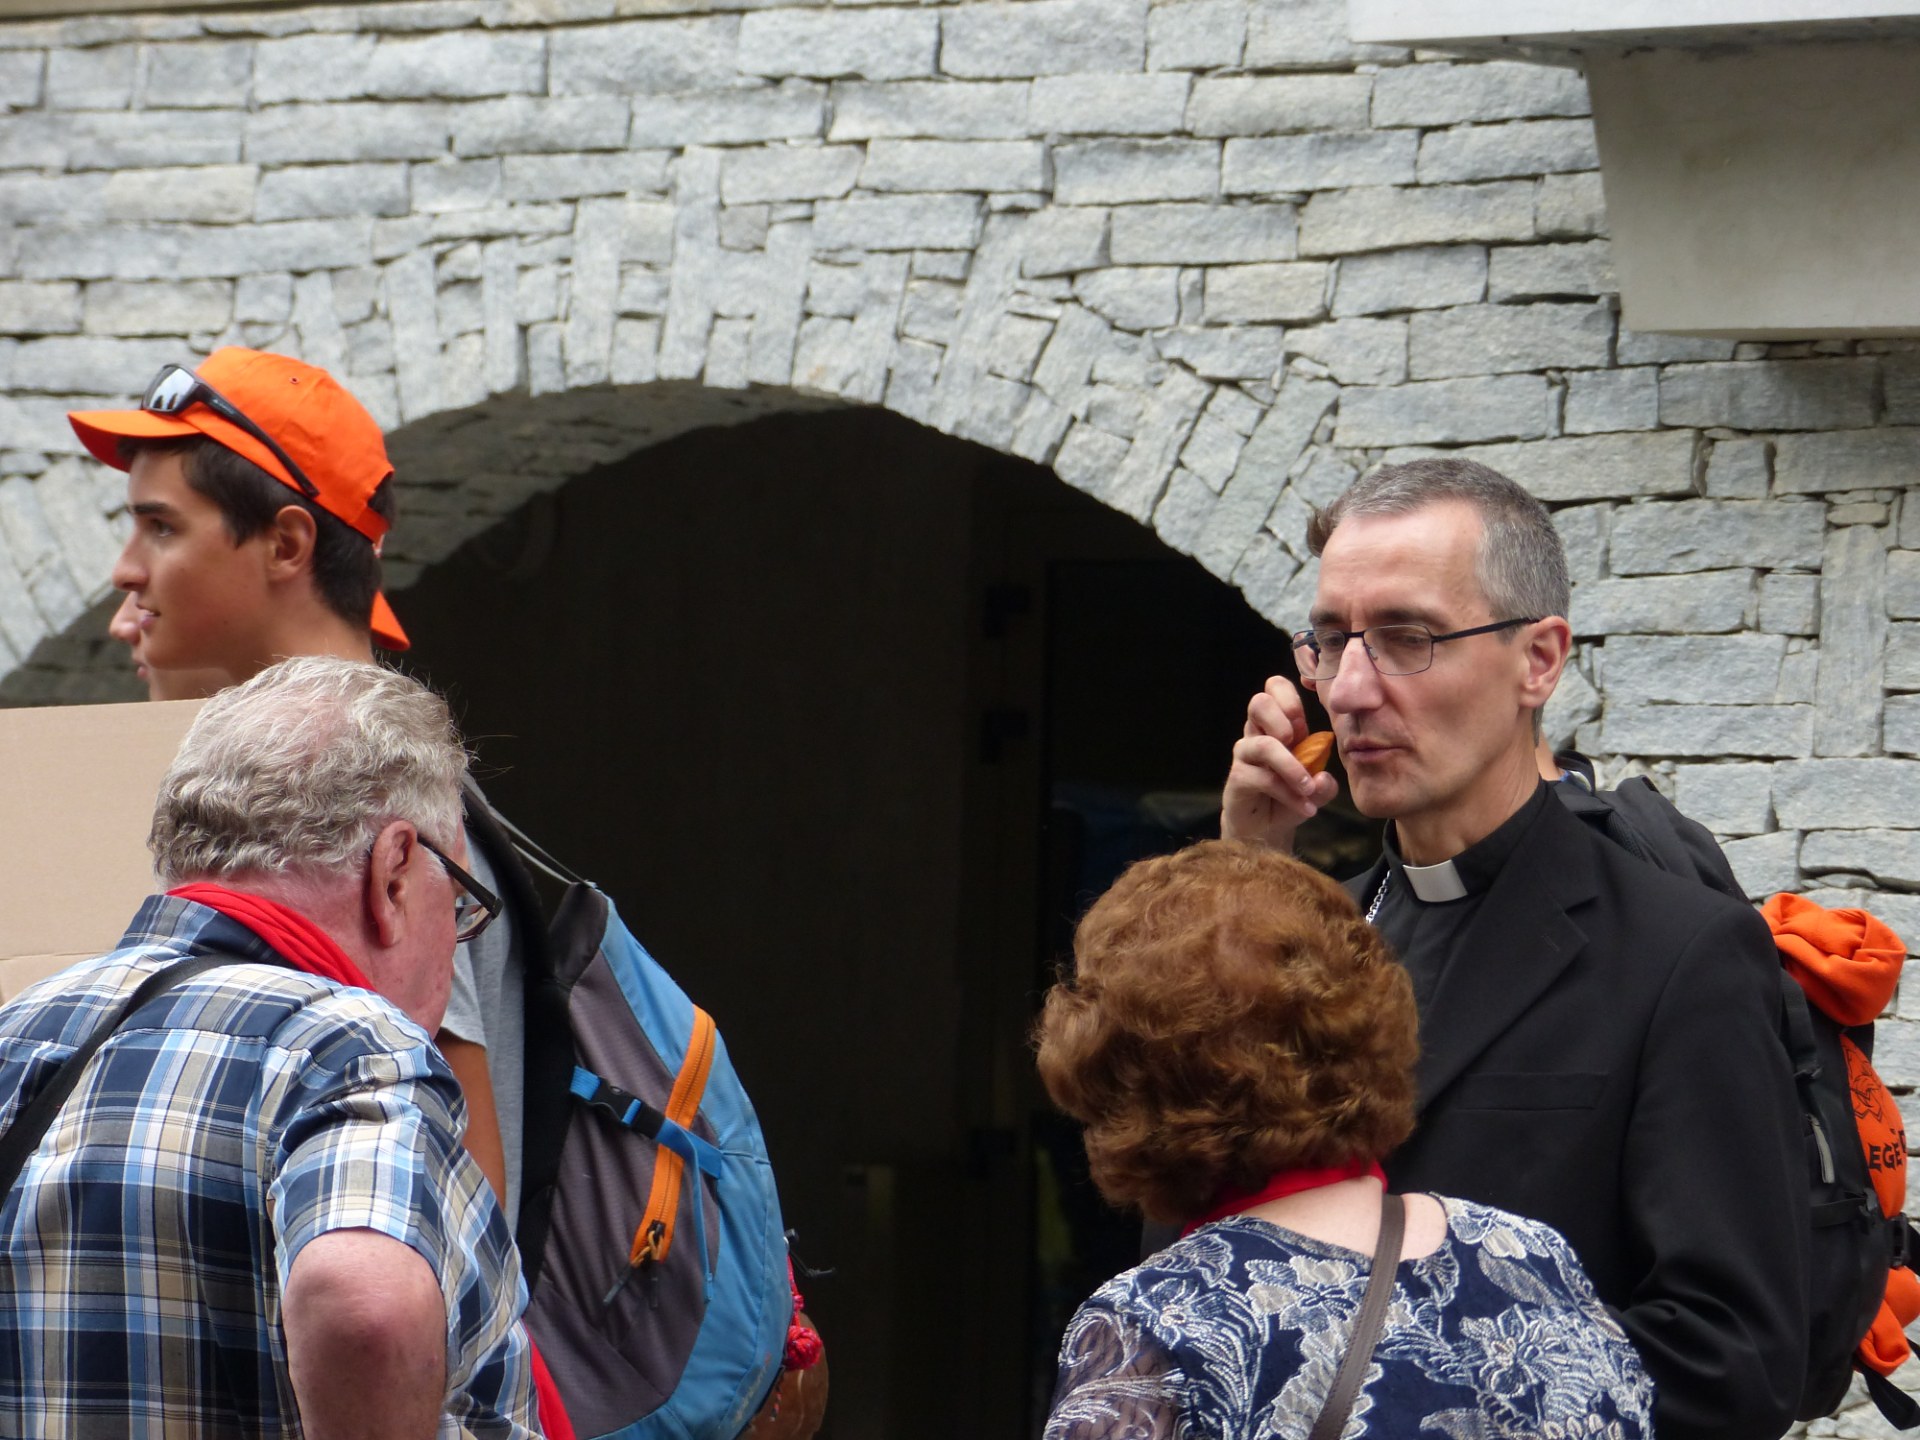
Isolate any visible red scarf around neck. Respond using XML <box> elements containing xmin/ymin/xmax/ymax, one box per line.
<box><xmin>1183</xmin><ymin>1157</ymin><xmax>1387</xmax><ymax>1237</ymax></box>
<box><xmin>168</xmin><ymin>882</ymin><xmax>374</xmax><ymax>990</ymax></box>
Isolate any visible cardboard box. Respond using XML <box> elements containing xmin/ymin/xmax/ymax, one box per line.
<box><xmin>0</xmin><ymin>699</ymin><xmax>201</xmax><ymax>1000</ymax></box>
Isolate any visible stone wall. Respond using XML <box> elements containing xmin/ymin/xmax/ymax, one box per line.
<box><xmin>7</xmin><ymin>0</ymin><xmax>1920</xmax><ymax>1130</ymax></box>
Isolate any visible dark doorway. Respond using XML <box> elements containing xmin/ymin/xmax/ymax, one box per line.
<box><xmin>394</xmin><ymin>404</ymin><xmax>1352</xmax><ymax>1435</ymax></box>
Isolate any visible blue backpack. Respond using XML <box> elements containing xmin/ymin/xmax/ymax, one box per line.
<box><xmin>465</xmin><ymin>790</ymin><xmax>793</xmax><ymax>1440</ymax></box>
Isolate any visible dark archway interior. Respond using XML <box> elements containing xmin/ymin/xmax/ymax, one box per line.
<box><xmin>396</xmin><ymin>406</ymin><xmax>1358</xmax><ymax>1436</ymax></box>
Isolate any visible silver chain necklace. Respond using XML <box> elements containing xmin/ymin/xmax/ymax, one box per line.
<box><xmin>1366</xmin><ymin>872</ymin><xmax>1389</xmax><ymax>923</ymax></box>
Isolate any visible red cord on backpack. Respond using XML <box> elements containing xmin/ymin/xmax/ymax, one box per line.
<box><xmin>783</xmin><ymin>1259</ymin><xmax>823</xmax><ymax>1370</ymax></box>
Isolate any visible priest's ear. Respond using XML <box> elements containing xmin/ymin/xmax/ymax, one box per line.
<box><xmin>1518</xmin><ymin>616</ymin><xmax>1572</xmax><ymax>716</ymax></box>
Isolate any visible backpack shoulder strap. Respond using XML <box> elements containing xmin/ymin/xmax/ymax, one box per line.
<box><xmin>0</xmin><ymin>954</ymin><xmax>240</xmax><ymax>1199</ymax></box>
<box><xmin>1605</xmin><ymin>776</ymin><xmax>1747</xmax><ymax>901</ymax></box>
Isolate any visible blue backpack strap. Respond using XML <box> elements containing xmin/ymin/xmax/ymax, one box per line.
<box><xmin>570</xmin><ymin>1066</ymin><xmax>725</xmax><ymax>1180</ymax></box>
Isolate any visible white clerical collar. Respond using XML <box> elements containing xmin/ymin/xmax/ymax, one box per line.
<box><xmin>1401</xmin><ymin>856</ymin><xmax>1468</xmax><ymax>903</ymax></box>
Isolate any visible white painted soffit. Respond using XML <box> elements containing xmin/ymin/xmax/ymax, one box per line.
<box><xmin>1350</xmin><ymin>0</ymin><xmax>1920</xmax><ymax>50</ymax></box>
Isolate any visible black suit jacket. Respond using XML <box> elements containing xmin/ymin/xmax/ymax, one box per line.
<box><xmin>1354</xmin><ymin>791</ymin><xmax>1808</xmax><ymax>1440</ymax></box>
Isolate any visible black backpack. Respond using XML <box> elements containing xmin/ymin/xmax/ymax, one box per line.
<box><xmin>1552</xmin><ymin>757</ymin><xmax>1920</xmax><ymax>1428</ymax></box>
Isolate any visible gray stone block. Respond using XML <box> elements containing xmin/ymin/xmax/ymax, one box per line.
<box><xmin>1553</xmin><ymin>502</ymin><xmax>1607</xmax><ymax>582</ymax></box>
<box><xmin>1600</xmin><ymin>703</ymin><xmax>1812</xmax><ymax>760</ymax></box>
<box><xmin>1775</xmin><ymin>429</ymin><xmax>1920</xmax><ymax>496</ymax></box>
<box><xmin>550</xmin><ymin>17</ymin><xmax>739</xmax><ymax>96</ymax></box>
<box><xmin>610</xmin><ymin>317</ymin><xmax>660</xmax><ymax>385</ymax></box>
<box><xmin>453</xmin><ymin>96</ymin><xmax>631</xmax><ymax>156</ymax></box>
<box><xmin>1223</xmin><ymin>131</ymin><xmax>1417</xmax><ymax>195</ymax></box>
<box><xmin>236</xmin><ymin>272</ymin><xmax>293</xmax><ymax>325</ymax></box>
<box><xmin>254</xmin><ymin>34</ymin><xmax>376</xmax><ymax>102</ymax></box>
<box><xmin>1336</xmin><ymin>374</ymin><xmax>1549</xmax><ymax>447</ymax></box>
<box><xmin>740</xmin><ymin>8</ymin><xmax>937</xmax><ymax>81</ymax></box>
<box><xmin>1</xmin><ymin>282</ymin><xmax>80</xmax><ymax>335</ymax></box>
<box><xmin>1425</xmin><ymin>430</ymin><xmax>1699</xmax><ymax>503</ymax></box>
<box><xmin>632</xmin><ymin>82</ymin><xmax>827</xmax><ymax>147</ymax></box>
<box><xmin>65</xmin><ymin>110</ymin><xmax>246</xmax><ymax>170</ymax></box>
<box><xmin>247</xmin><ymin>102</ymin><xmax>450</xmax><ymax>164</ymax></box>
<box><xmin>941</xmin><ymin>0</ymin><xmax>1147</xmax><ymax>79</ymax></box>
<box><xmin>1702</xmin><ymin>436</ymin><xmax>1770</xmax><ymax>498</ymax></box>
<box><xmin>828</xmin><ymin>80</ymin><xmax>1029</xmax><ymax>141</ymax></box>
<box><xmin>411</xmin><ymin>158</ymin><xmax>501</xmax><ymax>213</ymax></box>
<box><xmin>0</xmin><ymin>174</ymin><xmax>108</xmax><ymax>225</ymax></box>
<box><xmin>1053</xmin><ymin>420</ymin><xmax>1132</xmax><ymax>497</ymax></box>
<box><xmin>901</xmin><ymin>279</ymin><xmax>961</xmax><ymax>344</ymax></box>
<box><xmin>1487</xmin><ymin>240</ymin><xmax>1614</xmax><ymax>301</ymax></box>
<box><xmin>1203</xmin><ymin>262</ymin><xmax>1328</xmax><ymax>324</ymax></box>
<box><xmin>1021</xmin><ymin>206</ymin><xmax>1108</xmax><ymax>275</ymax></box>
<box><xmin>47</xmin><ymin>44</ymin><xmax>135</xmax><ymax>109</ymax></box>
<box><xmin>1892</xmin><ymin>551</ymin><xmax>1920</xmax><ymax>620</ymax></box>
<box><xmin>1155</xmin><ymin>325</ymin><xmax>1286</xmax><ymax>381</ymax></box>
<box><xmin>814</xmin><ymin>194</ymin><xmax>982</xmax><ymax>251</ymax></box>
<box><xmin>1153</xmin><ymin>465</ymin><xmax>1219</xmax><ymax>553</ymax></box>
<box><xmin>1188</xmin><ymin>75</ymin><xmax>1372</xmax><ymax>137</ymax></box>
<box><xmin>722</xmin><ymin>145</ymin><xmax>861</xmax><ymax>204</ymax></box>
<box><xmin>1887</xmin><ymin>695</ymin><xmax>1920</xmax><ymax>756</ymax></box>
<box><xmin>1563</xmin><ymin>368</ymin><xmax>1656</xmax><ymax>434</ymax></box>
<box><xmin>1534</xmin><ymin>172</ymin><xmax>1608</xmax><ymax>240</ymax></box>
<box><xmin>623</xmin><ymin>201</ymin><xmax>675</xmax><ymax>263</ymax></box>
<box><xmin>1300</xmin><ymin>182</ymin><xmax>1533</xmax><ymax>256</ymax></box>
<box><xmin>82</xmin><ymin>279</ymin><xmax>230</xmax><ymax>336</ymax></box>
<box><xmin>96</xmin><ymin>166</ymin><xmax>253</xmax><ymax>224</ymax></box>
<box><xmin>0</xmin><ymin>51</ymin><xmax>45</xmax><ymax>110</ymax></box>
<box><xmin>1659</xmin><ymin>360</ymin><xmax>1878</xmax><ymax>432</ymax></box>
<box><xmin>1672</xmin><ymin>762</ymin><xmax>1775</xmax><ymax>836</ymax></box>
<box><xmin>1073</xmin><ymin>266</ymin><xmax>1179</xmax><ymax>330</ymax></box>
<box><xmin>1418</xmin><ymin>119</ymin><xmax>1598</xmax><ymax>184</ymax></box>
<box><xmin>1615</xmin><ymin>329</ymin><xmax>1733</xmax><ymax>365</ymax></box>
<box><xmin>1758</xmin><ymin>573</ymin><xmax>1819</xmax><ymax>635</ymax></box>
<box><xmin>1609</xmin><ymin>500</ymin><xmax>1824</xmax><ymax>576</ymax></box>
<box><xmin>616</xmin><ymin>267</ymin><xmax>668</xmax><ymax>316</ymax></box>
<box><xmin>1055</xmin><ymin>139</ymin><xmax>1217</xmax><ymax>204</ymax></box>
<box><xmin>1372</xmin><ymin>60</ymin><xmax>1590</xmax><ymax>128</ymax></box>
<box><xmin>502</xmin><ymin>151</ymin><xmax>670</xmax><ymax>201</ymax></box>
<box><xmin>1103</xmin><ymin>363</ymin><xmax>1213</xmax><ymax>520</ymax></box>
<box><xmin>1332</xmin><ymin>245</ymin><xmax>1485</xmax><ymax>317</ymax></box>
<box><xmin>1886</xmin><ymin>352</ymin><xmax>1920</xmax><ymax>425</ymax></box>
<box><xmin>1410</xmin><ymin>300</ymin><xmax>1611</xmax><ymax>379</ymax></box>
<box><xmin>1775</xmin><ymin>759</ymin><xmax>1920</xmax><ymax>829</ymax></box>
<box><xmin>1179</xmin><ymin>412</ymin><xmax>1248</xmax><ymax>490</ymax></box>
<box><xmin>1569</xmin><ymin>570</ymin><xmax>1752</xmax><ymax>636</ymax></box>
<box><xmin>1601</xmin><ymin>634</ymin><xmax>1793</xmax><ymax>705</ymax></box>
<box><xmin>8</xmin><ymin>336</ymin><xmax>177</xmax><ymax>394</ymax></box>
<box><xmin>1896</xmin><ymin>622</ymin><xmax>1920</xmax><ymax>695</ymax></box>
<box><xmin>33</xmin><ymin>457</ymin><xmax>124</xmax><ymax>604</ymax></box>
<box><xmin>0</xmin><ymin>393</ymin><xmax>86</xmax><ymax>457</ymax></box>
<box><xmin>20</xmin><ymin>216</ymin><xmax>373</xmax><ymax>281</ymax></box>
<box><xmin>1285</xmin><ymin>317</ymin><xmax>1406</xmax><ymax>385</ymax></box>
<box><xmin>988</xmin><ymin>313</ymin><xmax>1053</xmax><ymax>382</ymax></box>
<box><xmin>1816</xmin><ymin>524</ymin><xmax>1889</xmax><ymax>758</ymax></box>
<box><xmin>143</xmin><ymin>41</ymin><xmax>253</xmax><ymax>108</ymax></box>
<box><xmin>366</xmin><ymin>31</ymin><xmax>545</xmax><ymax>99</ymax></box>
<box><xmin>256</xmin><ymin>162</ymin><xmax>409</xmax><ymax>221</ymax></box>
<box><xmin>1111</xmin><ymin>203</ymin><xmax>1296</xmax><ymax>264</ymax></box>
<box><xmin>1148</xmin><ymin>0</ymin><xmax>1245</xmax><ymax>71</ymax></box>
<box><xmin>1721</xmin><ymin>830</ymin><xmax>1802</xmax><ymax>897</ymax></box>
<box><xmin>1245</xmin><ymin>0</ymin><xmax>1406</xmax><ymax>67</ymax></box>
<box><xmin>861</xmin><ymin>139</ymin><xmax>1048</xmax><ymax>193</ymax></box>
<box><xmin>563</xmin><ymin>195</ymin><xmax>623</xmax><ymax>386</ymax></box>
<box><xmin>1029</xmin><ymin>74</ymin><xmax>1189</xmax><ymax>136</ymax></box>
<box><xmin>1801</xmin><ymin>827</ymin><xmax>1920</xmax><ymax>888</ymax></box>
<box><xmin>1196</xmin><ymin>372</ymin><xmax>1334</xmax><ymax>570</ymax></box>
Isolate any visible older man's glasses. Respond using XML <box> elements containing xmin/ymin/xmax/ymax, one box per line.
<box><xmin>415</xmin><ymin>834</ymin><xmax>500</xmax><ymax>943</ymax></box>
<box><xmin>1290</xmin><ymin>618</ymin><xmax>1539</xmax><ymax>685</ymax></box>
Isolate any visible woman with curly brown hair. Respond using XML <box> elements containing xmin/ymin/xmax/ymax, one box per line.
<box><xmin>1036</xmin><ymin>841</ymin><xmax>1652</xmax><ymax>1440</ymax></box>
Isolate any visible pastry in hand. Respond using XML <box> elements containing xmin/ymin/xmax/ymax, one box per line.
<box><xmin>1291</xmin><ymin>731</ymin><xmax>1335</xmax><ymax>775</ymax></box>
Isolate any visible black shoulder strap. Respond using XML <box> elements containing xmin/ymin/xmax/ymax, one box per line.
<box><xmin>0</xmin><ymin>955</ymin><xmax>239</xmax><ymax>1199</ymax></box>
<box><xmin>1309</xmin><ymin>1191</ymin><xmax>1405</xmax><ymax>1440</ymax></box>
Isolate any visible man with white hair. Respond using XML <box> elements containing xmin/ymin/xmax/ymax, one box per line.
<box><xmin>0</xmin><ymin>656</ymin><xmax>538</xmax><ymax>1439</ymax></box>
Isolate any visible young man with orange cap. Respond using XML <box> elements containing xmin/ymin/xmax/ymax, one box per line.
<box><xmin>68</xmin><ymin>348</ymin><xmax>520</xmax><ymax>1218</ymax></box>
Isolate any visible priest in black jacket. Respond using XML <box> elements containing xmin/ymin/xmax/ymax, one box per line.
<box><xmin>1221</xmin><ymin>457</ymin><xmax>1807</xmax><ymax>1440</ymax></box>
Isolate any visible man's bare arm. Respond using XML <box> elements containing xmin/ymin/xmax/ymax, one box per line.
<box><xmin>285</xmin><ymin>1228</ymin><xmax>447</xmax><ymax>1440</ymax></box>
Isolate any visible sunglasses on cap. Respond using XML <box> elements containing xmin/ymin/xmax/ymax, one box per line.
<box><xmin>141</xmin><ymin>364</ymin><xmax>321</xmax><ymax>501</ymax></box>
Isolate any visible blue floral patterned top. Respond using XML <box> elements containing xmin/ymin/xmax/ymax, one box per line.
<box><xmin>1046</xmin><ymin>1196</ymin><xmax>1654</xmax><ymax>1440</ymax></box>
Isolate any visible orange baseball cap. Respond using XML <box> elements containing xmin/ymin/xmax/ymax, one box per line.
<box><xmin>69</xmin><ymin>348</ymin><xmax>410</xmax><ymax>652</ymax></box>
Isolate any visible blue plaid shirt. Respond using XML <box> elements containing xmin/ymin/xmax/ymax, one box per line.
<box><xmin>0</xmin><ymin>895</ymin><xmax>538</xmax><ymax>1439</ymax></box>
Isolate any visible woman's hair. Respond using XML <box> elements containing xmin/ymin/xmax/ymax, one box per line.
<box><xmin>1035</xmin><ymin>840</ymin><xmax>1418</xmax><ymax>1225</ymax></box>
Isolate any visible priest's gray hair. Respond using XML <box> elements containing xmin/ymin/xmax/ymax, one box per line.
<box><xmin>1306</xmin><ymin>458</ymin><xmax>1571</xmax><ymax>622</ymax></box>
<box><xmin>150</xmin><ymin>655</ymin><xmax>468</xmax><ymax>885</ymax></box>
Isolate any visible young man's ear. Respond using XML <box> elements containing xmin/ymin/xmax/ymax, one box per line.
<box><xmin>265</xmin><ymin>504</ymin><xmax>320</xmax><ymax>581</ymax></box>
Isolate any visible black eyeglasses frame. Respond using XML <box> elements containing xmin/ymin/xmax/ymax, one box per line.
<box><xmin>1289</xmin><ymin>617</ymin><xmax>1542</xmax><ymax>686</ymax></box>
<box><xmin>415</xmin><ymin>833</ymin><xmax>501</xmax><ymax>944</ymax></box>
<box><xmin>140</xmin><ymin>364</ymin><xmax>321</xmax><ymax>500</ymax></box>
